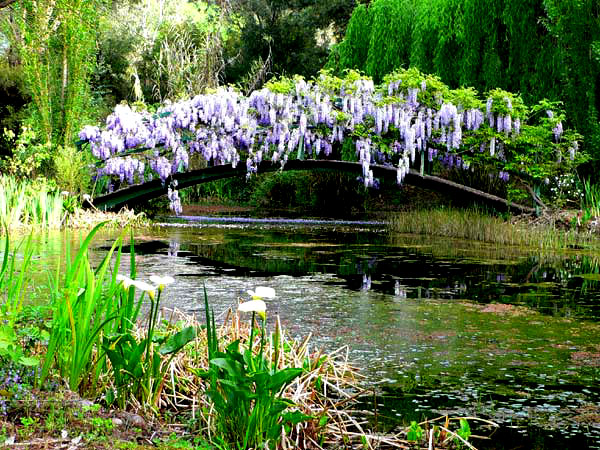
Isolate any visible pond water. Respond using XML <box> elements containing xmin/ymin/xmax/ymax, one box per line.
<box><xmin>38</xmin><ymin>219</ymin><xmax>600</xmax><ymax>448</ymax></box>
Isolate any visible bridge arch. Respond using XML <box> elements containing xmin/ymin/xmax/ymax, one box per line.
<box><xmin>85</xmin><ymin>159</ymin><xmax>536</xmax><ymax>215</ymax></box>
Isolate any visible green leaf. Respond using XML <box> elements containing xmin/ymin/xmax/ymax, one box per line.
<box><xmin>282</xmin><ymin>410</ymin><xmax>312</xmax><ymax>425</ymax></box>
<box><xmin>18</xmin><ymin>356</ymin><xmax>39</xmax><ymax>366</ymax></box>
<box><xmin>268</xmin><ymin>368</ymin><xmax>303</xmax><ymax>392</ymax></box>
<box><xmin>318</xmin><ymin>415</ymin><xmax>328</xmax><ymax>427</ymax></box>
<box><xmin>210</xmin><ymin>357</ymin><xmax>244</xmax><ymax>378</ymax></box>
<box><xmin>159</xmin><ymin>326</ymin><xmax>197</xmax><ymax>355</ymax></box>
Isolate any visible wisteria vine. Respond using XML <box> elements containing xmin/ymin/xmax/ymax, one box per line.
<box><xmin>79</xmin><ymin>68</ymin><xmax>583</xmax><ymax>214</ymax></box>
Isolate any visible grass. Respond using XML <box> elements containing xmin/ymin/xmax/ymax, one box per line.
<box><xmin>581</xmin><ymin>177</ymin><xmax>600</xmax><ymax>218</ymax></box>
<box><xmin>387</xmin><ymin>207</ymin><xmax>598</xmax><ymax>250</ymax></box>
<box><xmin>0</xmin><ymin>175</ymin><xmax>65</xmax><ymax>230</ymax></box>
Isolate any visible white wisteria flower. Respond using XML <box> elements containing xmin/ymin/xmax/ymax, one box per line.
<box><xmin>150</xmin><ymin>275</ymin><xmax>175</xmax><ymax>291</ymax></box>
<box><xmin>238</xmin><ymin>299</ymin><xmax>267</xmax><ymax>320</ymax></box>
<box><xmin>247</xmin><ymin>286</ymin><xmax>276</xmax><ymax>299</ymax></box>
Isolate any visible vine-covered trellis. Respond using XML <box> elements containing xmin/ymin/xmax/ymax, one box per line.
<box><xmin>79</xmin><ymin>68</ymin><xmax>583</xmax><ymax>214</ymax></box>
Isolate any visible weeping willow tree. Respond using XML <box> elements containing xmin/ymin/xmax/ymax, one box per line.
<box><xmin>364</xmin><ymin>0</ymin><xmax>415</xmax><ymax>82</ymax></box>
<box><xmin>330</xmin><ymin>0</ymin><xmax>600</xmax><ymax>169</ymax></box>
<box><xmin>7</xmin><ymin>0</ymin><xmax>99</xmax><ymax>147</ymax></box>
<box><xmin>334</xmin><ymin>3</ymin><xmax>372</xmax><ymax>72</ymax></box>
<box><xmin>543</xmin><ymin>0</ymin><xmax>600</xmax><ymax>162</ymax></box>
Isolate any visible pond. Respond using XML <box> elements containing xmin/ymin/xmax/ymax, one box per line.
<box><xmin>41</xmin><ymin>218</ymin><xmax>600</xmax><ymax>448</ymax></box>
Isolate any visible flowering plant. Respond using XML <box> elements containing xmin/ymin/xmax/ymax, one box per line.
<box><xmin>79</xmin><ymin>68</ymin><xmax>584</xmax><ymax>213</ymax></box>
<box><xmin>103</xmin><ymin>273</ymin><xmax>196</xmax><ymax>408</ymax></box>
<box><xmin>200</xmin><ymin>287</ymin><xmax>308</xmax><ymax>449</ymax></box>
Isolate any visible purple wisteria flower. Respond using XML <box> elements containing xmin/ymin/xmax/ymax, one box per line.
<box><xmin>78</xmin><ymin>72</ymin><xmax>575</xmax><ymax>217</ymax></box>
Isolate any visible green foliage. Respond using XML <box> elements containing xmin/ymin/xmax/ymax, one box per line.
<box><xmin>0</xmin><ymin>57</ymin><xmax>27</xmax><ymax>158</ymax></box>
<box><xmin>53</xmin><ymin>145</ymin><xmax>91</xmax><ymax>196</ymax></box>
<box><xmin>200</xmin><ymin>291</ymin><xmax>308</xmax><ymax>449</ymax></box>
<box><xmin>9</xmin><ymin>0</ymin><xmax>99</xmax><ymax>148</ymax></box>
<box><xmin>334</xmin><ymin>4</ymin><xmax>373</xmax><ymax>73</ymax></box>
<box><xmin>1</xmin><ymin>126</ymin><xmax>53</xmax><ymax>179</ymax></box>
<box><xmin>332</xmin><ymin>0</ymin><xmax>600</xmax><ymax>172</ymax></box>
<box><xmin>0</xmin><ymin>175</ymin><xmax>64</xmax><ymax>230</ymax></box>
<box><xmin>224</xmin><ymin>0</ymin><xmax>354</xmax><ymax>86</ymax></box>
<box><xmin>581</xmin><ymin>178</ymin><xmax>600</xmax><ymax>217</ymax></box>
<box><xmin>41</xmin><ymin>223</ymin><xmax>126</xmax><ymax>392</ymax></box>
<box><xmin>455</xmin><ymin>418</ymin><xmax>471</xmax><ymax>447</ymax></box>
<box><xmin>365</xmin><ymin>0</ymin><xmax>415</xmax><ymax>83</ymax></box>
<box><xmin>406</xmin><ymin>421</ymin><xmax>424</xmax><ymax>441</ymax></box>
<box><xmin>249</xmin><ymin>171</ymin><xmax>370</xmax><ymax>215</ymax></box>
<box><xmin>0</xmin><ymin>231</ymin><xmax>33</xmax><ymax>327</ymax></box>
<box><xmin>0</xmin><ymin>324</ymin><xmax>38</xmax><ymax>367</ymax></box>
<box><xmin>97</xmin><ymin>0</ymin><xmax>230</xmax><ymax>103</ymax></box>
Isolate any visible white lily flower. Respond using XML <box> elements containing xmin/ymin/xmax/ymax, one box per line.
<box><xmin>150</xmin><ymin>275</ymin><xmax>175</xmax><ymax>291</ymax></box>
<box><xmin>116</xmin><ymin>274</ymin><xmax>134</xmax><ymax>289</ymax></box>
<box><xmin>238</xmin><ymin>299</ymin><xmax>267</xmax><ymax>320</ymax></box>
<box><xmin>130</xmin><ymin>279</ymin><xmax>156</xmax><ymax>300</ymax></box>
<box><xmin>247</xmin><ymin>286</ymin><xmax>276</xmax><ymax>299</ymax></box>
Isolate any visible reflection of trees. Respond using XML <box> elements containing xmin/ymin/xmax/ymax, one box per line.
<box><xmin>174</xmin><ymin>228</ymin><xmax>600</xmax><ymax>319</ymax></box>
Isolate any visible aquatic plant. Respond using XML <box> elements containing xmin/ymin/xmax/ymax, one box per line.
<box><xmin>200</xmin><ymin>287</ymin><xmax>308</xmax><ymax>449</ymax></box>
<box><xmin>581</xmin><ymin>178</ymin><xmax>600</xmax><ymax>219</ymax></box>
<box><xmin>0</xmin><ymin>230</ymin><xmax>34</xmax><ymax>327</ymax></box>
<box><xmin>104</xmin><ymin>273</ymin><xmax>197</xmax><ymax>409</ymax></box>
<box><xmin>0</xmin><ymin>175</ymin><xmax>64</xmax><ymax>230</ymax></box>
<box><xmin>41</xmin><ymin>223</ymin><xmax>131</xmax><ymax>392</ymax></box>
<box><xmin>388</xmin><ymin>207</ymin><xmax>596</xmax><ymax>250</ymax></box>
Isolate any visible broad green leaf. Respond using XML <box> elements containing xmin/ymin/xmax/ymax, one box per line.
<box><xmin>18</xmin><ymin>356</ymin><xmax>39</xmax><ymax>366</ymax></box>
<box><xmin>268</xmin><ymin>368</ymin><xmax>303</xmax><ymax>391</ymax></box>
<box><xmin>159</xmin><ymin>326</ymin><xmax>197</xmax><ymax>355</ymax></box>
<box><xmin>210</xmin><ymin>357</ymin><xmax>244</xmax><ymax>378</ymax></box>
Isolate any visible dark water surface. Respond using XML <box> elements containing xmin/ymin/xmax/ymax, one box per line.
<box><xmin>86</xmin><ymin>219</ymin><xmax>600</xmax><ymax>448</ymax></box>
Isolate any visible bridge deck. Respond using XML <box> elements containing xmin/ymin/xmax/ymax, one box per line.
<box><xmin>84</xmin><ymin>160</ymin><xmax>536</xmax><ymax>215</ymax></box>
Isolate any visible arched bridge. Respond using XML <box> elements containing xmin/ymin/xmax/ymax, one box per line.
<box><xmin>85</xmin><ymin>160</ymin><xmax>536</xmax><ymax>215</ymax></box>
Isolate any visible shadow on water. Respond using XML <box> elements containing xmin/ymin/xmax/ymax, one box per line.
<box><xmin>92</xmin><ymin>219</ymin><xmax>600</xmax><ymax>448</ymax></box>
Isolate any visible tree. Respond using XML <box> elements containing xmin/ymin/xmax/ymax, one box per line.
<box><xmin>6</xmin><ymin>0</ymin><xmax>99</xmax><ymax>147</ymax></box>
<box><xmin>224</xmin><ymin>0</ymin><xmax>355</xmax><ymax>87</ymax></box>
<box><xmin>331</xmin><ymin>0</ymin><xmax>600</xmax><ymax>173</ymax></box>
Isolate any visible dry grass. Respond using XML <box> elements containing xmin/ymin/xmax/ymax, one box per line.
<box><xmin>66</xmin><ymin>207</ymin><xmax>149</xmax><ymax>229</ymax></box>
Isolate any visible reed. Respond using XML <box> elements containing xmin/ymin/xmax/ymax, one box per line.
<box><xmin>388</xmin><ymin>207</ymin><xmax>596</xmax><ymax>250</ymax></box>
<box><xmin>0</xmin><ymin>229</ymin><xmax>34</xmax><ymax>325</ymax></box>
<box><xmin>581</xmin><ymin>178</ymin><xmax>600</xmax><ymax>218</ymax></box>
<box><xmin>0</xmin><ymin>175</ymin><xmax>65</xmax><ymax>230</ymax></box>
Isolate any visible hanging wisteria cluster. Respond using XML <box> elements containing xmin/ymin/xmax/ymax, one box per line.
<box><xmin>79</xmin><ymin>69</ymin><xmax>580</xmax><ymax>214</ymax></box>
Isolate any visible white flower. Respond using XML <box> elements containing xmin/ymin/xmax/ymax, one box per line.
<box><xmin>150</xmin><ymin>275</ymin><xmax>175</xmax><ymax>291</ymax></box>
<box><xmin>247</xmin><ymin>287</ymin><xmax>276</xmax><ymax>299</ymax></box>
<box><xmin>238</xmin><ymin>299</ymin><xmax>267</xmax><ymax>319</ymax></box>
<box><xmin>116</xmin><ymin>274</ymin><xmax>134</xmax><ymax>289</ymax></box>
<box><xmin>131</xmin><ymin>280</ymin><xmax>156</xmax><ymax>300</ymax></box>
